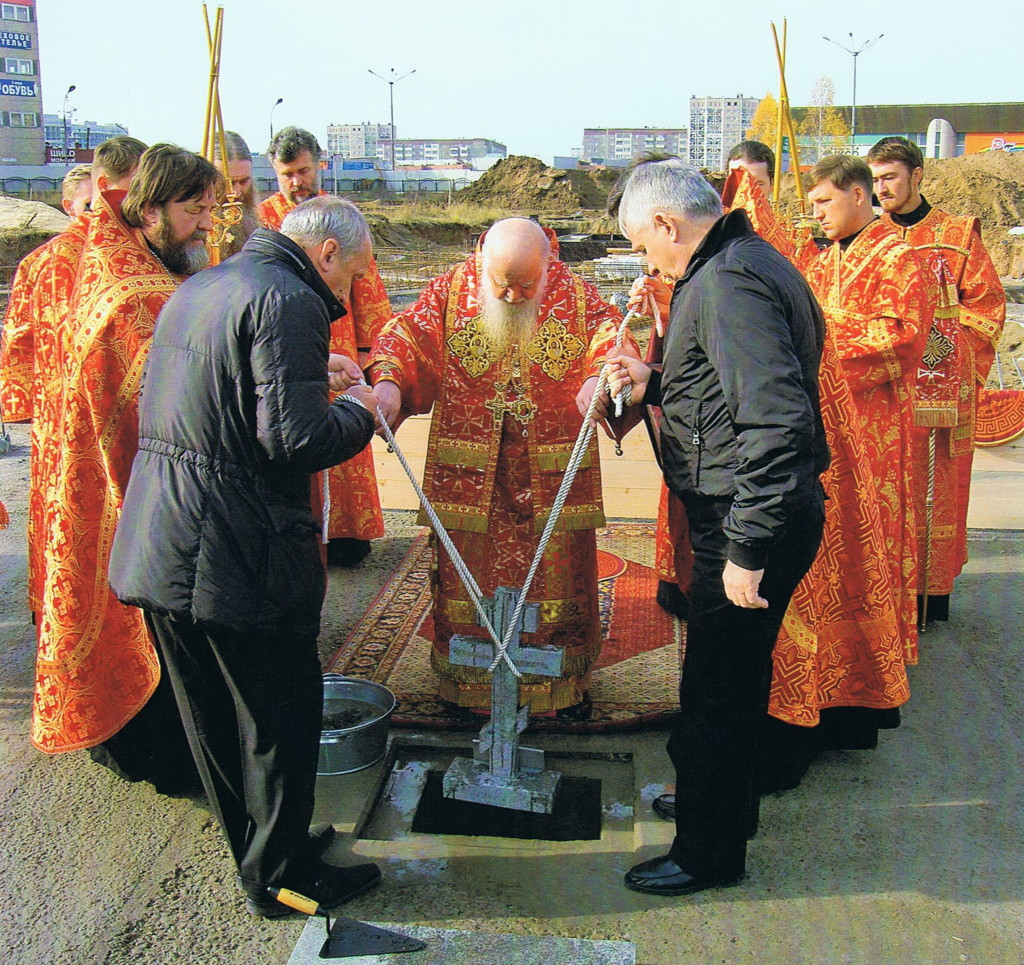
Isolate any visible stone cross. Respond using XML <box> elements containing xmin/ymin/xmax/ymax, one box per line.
<box><xmin>442</xmin><ymin>586</ymin><xmax>564</xmax><ymax>813</ymax></box>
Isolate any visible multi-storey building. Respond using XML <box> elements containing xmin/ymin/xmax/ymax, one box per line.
<box><xmin>325</xmin><ymin>121</ymin><xmax>393</xmax><ymax>159</ymax></box>
<box><xmin>581</xmin><ymin>127</ymin><xmax>687</xmax><ymax>163</ymax></box>
<box><xmin>375</xmin><ymin>137</ymin><xmax>506</xmax><ymax>166</ymax></box>
<box><xmin>0</xmin><ymin>0</ymin><xmax>43</xmax><ymax>165</ymax></box>
<box><xmin>42</xmin><ymin>115</ymin><xmax>123</xmax><ymax>152</ymax></box>
<box><xmin>688</xmin><ymin>94</ymin><xmax>760</xmax><ymax>171</ymax></box>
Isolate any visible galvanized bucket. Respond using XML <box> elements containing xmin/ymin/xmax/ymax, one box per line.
<box><xmin>317</xmin><ymin>674</ymin><xmax>395</xmax><ymax>776</ymax></box>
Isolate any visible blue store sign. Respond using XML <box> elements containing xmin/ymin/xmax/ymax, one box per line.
<box><xmin>0</xmin><ymin>78</ymin><xmax>36</xmax><ymax>97</ymax></box>
<box><xmin>0</xmin><ymin>31</ymin><xmax>32</xmax><ymax>50</ymax></box>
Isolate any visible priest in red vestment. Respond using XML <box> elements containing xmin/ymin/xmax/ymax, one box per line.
<box><xmin>258</xmin><ymin>126</ymin><xmax>390</xmax><ymax>564</ymax></box>
<box><xmin>868</xmin><ymin>136</ymin><xmax>1006</xmax><ymax>622</ymax></box>
<box><xmin>1</xmin><ymin>139</ymin><xmax>147</xmax><ymax>622</ymax></box>
<box><xmin>368</xmin><ymin>218</ymin><xmax>630</xmax><ymax>716</ymax></box>
<box><xmin>32</xmin><ymin>146</ymin><xmax>220</xmax><ymax>792</ymax></box>
<box><xmin>804</xmin><ymin>156</ymin><xmax>931</xmax><ymax>672</ymax></box>
<box><xmin>0</xmin><ymin>175</ymin><xmax>90</xmax><ymax>616</ymax></box>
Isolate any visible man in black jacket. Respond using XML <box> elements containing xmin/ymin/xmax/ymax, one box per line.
<box><xmin>109</xmin><ymin>196</ymin><xmax>382</xmax><ymax>917</ymax></box>
<box><xmin>602</xmin><ymin>158</ymin><xmax>829</xmax><ymax>896</ymax></box>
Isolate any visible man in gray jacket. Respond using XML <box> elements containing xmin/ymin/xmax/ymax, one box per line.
<box><xmin>110</xmin><ymin>196</ymin><xmax>382</xmax><ymax>916</ymax></box>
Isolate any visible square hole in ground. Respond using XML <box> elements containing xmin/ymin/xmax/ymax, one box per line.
<box><xmin>356</xmin><ymin>742</ymin><xmax>635</xmax><ymax>843</ymax></box>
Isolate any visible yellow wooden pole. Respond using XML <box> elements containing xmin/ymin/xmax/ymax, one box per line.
<box><xmin>771</xmin><ymin>21</ymin><xmax>807</xmax><ymax>215</ymax></box>
<box><xmin>771</xmin><ymin>20</ymin><xmax>786</xmax><ymax>208</ymax></box>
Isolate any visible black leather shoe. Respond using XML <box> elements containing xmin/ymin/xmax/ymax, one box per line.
<box><xmin>652</xmin><ymin>793</ymin><xmax>676</xmax><ymax>821</ymax></box>
<box><xmin>243</xmin><ymin>861</ymin><xmax>382</xmax><ymax>918</ymax></box>
<box><xmin>624</xmin><ymin>855</ymin><xmax>743</xmax><ymax>897</ymax></box>
<box><xmin>326</xmin><ymin>538</ymin><xmax>372</xmax><ymax>567</ymax></box>
<box><xmin>656</xmin><ymin>580</ymin><xmax>690</xmax><ymax>620</ymax></box>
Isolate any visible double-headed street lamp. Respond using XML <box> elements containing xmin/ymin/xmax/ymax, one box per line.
<box><xmin>368</xmin><ymin>67</ymin><xmax>415</xmax><ymax>172</ymax></box>
<box><xmin>822</xmin><ymin>33</ymin><xmax>883</xmax><ymax>148</ymax></box>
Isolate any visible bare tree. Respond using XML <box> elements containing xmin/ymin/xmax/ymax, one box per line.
<box><xmin>798</xmin><ymin>76</ymin><xmax>850</xmax><ymax>163</ymax></box>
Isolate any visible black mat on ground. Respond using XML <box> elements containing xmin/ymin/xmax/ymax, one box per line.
<box><xmin>410</xmin><ymin>769</ymin><xmax>603</xmax><ymax>841</ymax></box>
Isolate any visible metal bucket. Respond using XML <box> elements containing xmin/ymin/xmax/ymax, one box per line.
<box><xmin>317</xmin><ymin>675</ymin><xmax>396</xmax><ymax>776</ymax></box>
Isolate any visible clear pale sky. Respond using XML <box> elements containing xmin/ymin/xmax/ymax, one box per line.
<box><xmin>40</xmin><ymin>0</ymin><xmax>1023</xmax><ymax>162</ymax></box>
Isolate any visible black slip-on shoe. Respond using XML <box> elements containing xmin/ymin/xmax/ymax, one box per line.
<box><xmin>652</xmin><ymin>793</ymin><xmax>676</xmax><ymax>821</ymax></box>
<box><xmin>624</xmin><ymin>855</ymin><xmax>744</xmax><ymax>897</ymax></box>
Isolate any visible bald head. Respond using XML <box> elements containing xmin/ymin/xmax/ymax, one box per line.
<box><xmin>481</xmin><ymin>218</ymin><xmax>549</xmax><ymax>304</ymax></box>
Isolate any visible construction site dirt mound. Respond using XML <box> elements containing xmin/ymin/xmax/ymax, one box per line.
<box><xmin>0</xmin><ymin>197</ymin><xmax>69</xmax><ymax>268</ymax></box>
<box><xmin>457</xmin><ymin>156</ymin><xmax>618</xmax><ymax>213</ymax></box>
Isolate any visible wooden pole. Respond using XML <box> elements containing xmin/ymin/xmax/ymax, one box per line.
<box><xmin>771</xmin><ymin>20</ymin><xmax>786</xmax><ymax>208</ymax></box>
<box><xmin>771</xmin><ymin>21</ymin><xmax>807</xmax><ymax>215</ymax></box>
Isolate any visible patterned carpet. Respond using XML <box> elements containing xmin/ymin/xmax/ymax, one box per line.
<box><xmin>327</xmin><ymin>523</ymin><xmax>683</xmax><ymax>732</ymax></box>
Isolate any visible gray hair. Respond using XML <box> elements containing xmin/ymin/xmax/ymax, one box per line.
<box><xmin>617</xmin><ymin>158</ymin><xmax>722</xmax><ymax>235</ymax></box>
<box><xmin>213</xmin><ymin>130</ymin><xmax>251</xmax><ymax>163</ymax></box>
<box><xmin>267</xmin><ymin>125</ymin><xmax>321</xmax><ymax>163</ymax></box>
<box><xmin>280</xmin><ymin>195</ymin><xmax>371</xmax><ymax>256</ymax></box>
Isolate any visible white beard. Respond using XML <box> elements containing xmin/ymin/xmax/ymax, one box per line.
<box><xmin>477</xmin><ymin>273</ymin><xmax>547</xmax><ymax>356</ymax></box>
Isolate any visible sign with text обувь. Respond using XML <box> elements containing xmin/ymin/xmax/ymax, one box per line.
<box><xmin>0</xmin><ymin>78</ymin><xmax>36</xmax><ymax>97</ymax></box>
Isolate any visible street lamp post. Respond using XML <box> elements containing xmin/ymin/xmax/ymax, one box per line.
<box><xmin>62</xmin><ymin>84</ymin><xmax>76</xmax><ymax>163</ymax></box>
<box><xmin>269</xmin><ymin>97</ymin><xmax>283</xmax><ymax>143</ymax></box>
<box><xmin>368</xmin><ymin>68</ymin><xmax>415</xmax><ymax>174</ymax></box>
<box><xmin>822</xmin><ymin>33</ymin><xmax>883</xmax><ymax>149</ymax></box>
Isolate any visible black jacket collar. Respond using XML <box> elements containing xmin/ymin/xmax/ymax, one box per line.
<box><xmin>244</xmin><ymin>228</ymin><xmax>347</xmax><ymax>319</ymax></box>
<box><xmin>678</xmin><ymin>208</ymin><xmax>756</xmax><ymax>286</ymax></box>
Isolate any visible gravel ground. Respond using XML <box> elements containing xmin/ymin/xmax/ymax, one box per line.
<box><xmin>2</xmin><ymin>417</ymin><xmax>1023</xmax><ymax>965</ymax></box>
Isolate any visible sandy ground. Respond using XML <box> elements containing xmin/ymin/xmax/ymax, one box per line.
<box><xmin>2</xmin><ymin>410</ymin><xmax>1023</xmax><ymax>964</ymax></box>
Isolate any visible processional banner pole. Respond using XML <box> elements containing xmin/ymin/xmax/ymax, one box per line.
<box><xmin>200</xmin><ymin>4</ymin><xmax>241</xmax><ymax>268</ymax></box>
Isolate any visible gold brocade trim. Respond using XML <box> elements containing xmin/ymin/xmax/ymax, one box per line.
<box><xmin>416</xmin><ymin>506</ymin><xmax>489</xmax><ymax>533</ymax></box>
<box><xmin>446</xmin><ymin>314</ymin><xmax>498</xmax><ymax>378</ymax></box>
<box><xmin>440</xmin><ymin>594</ymin><xmax>587</xmax><ymax>626</ymax></box>
<box><xmin>536</xmin><ymin>448</ymin><xmax>592</xmax><ymax>472</ymax></box>
<box><xmin>432</xmin><ymin>646</ymin><xmax>599</xmax><ymax>692</ymax></box>
<box><xmin>916</xmin><ymin>522</ymin><xmax>956</xmax><ymax>540</ymax></box>
<box><xmin>533</xmin><ymin>506</ymin><xmax>606</xmax><ymax>533</ymax></box>
<box><xmin>434</xmin><ymin>672</ymin><xmax>589</xmax><ymax>713</ymax></box>
<box><xmin>781</xmin><ymin>606</ymin><xmax>817</xmax><ymax>654</ymax></box>
<box><xmin>434</xmin><ymin>442</ymin><xmax>491</xmax><ymax>469</ymax></box>
<box><xmin>866</xmin><ymin>315</ymin><xmax>903</xmax><ymax>382</ymax></box>
<box><xmin>523</xmin><ymin>316</ymin><xmax>586</xmax><ymax>381</ymax></box>
<box><xmin>914</xmin><ymin>405</ymin><xmax>958</xmax><ymax>428</ymax></box>
<box><xmin>960</xmin><ymin>308</ymin><xmax>1003</xmax><ymax>345</ymax></box>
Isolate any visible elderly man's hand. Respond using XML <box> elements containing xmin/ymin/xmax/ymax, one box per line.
<box><xmin>372</xmin><ymin>380</ymin><xmax>402</xmax><ymax>435</ymax></box>
<box><xmin>627</xmin><ymin>275</ymin><xmax>673</xmax><ymax>337</ymax></box>
<box><xmin>327</xmin><ymin>353</ymin><xmax>365</xmax><ymax>392</ymax></box>
<box><xmin>339</xmin><ymin>383</ymin><xmax>380</xmax><ymax>426</ymax></box>
<box><xmin>722</xmin><ymin>560</ymin><xmax>768</xmax><ymax>608</ymax></box>
<box><xmin>602</xmin><ymin>347</ymin><xmax>650</xmax><ymax>411</ymax></box>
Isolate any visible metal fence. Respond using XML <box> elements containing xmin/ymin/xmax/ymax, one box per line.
<box><xmin>0</xmin><ymin>176</ymin><xmax>63</xmax><ymax>199</ymax></box>
<box><xmin>257</xmin><ymin>177</ymin><xmax>476</xmax><ymax>195</ymax></box>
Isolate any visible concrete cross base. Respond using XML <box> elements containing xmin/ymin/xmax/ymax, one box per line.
<box><xmin>442</xmin><ymin>756</ymin><xmax>562</xmax><ymax>813</ymax></box>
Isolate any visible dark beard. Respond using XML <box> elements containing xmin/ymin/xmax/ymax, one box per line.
<box><xmin>285</xmin><ymin>173</ymin><xmax>320</xmax><ymax>206</ymax></box>
<box><xmin>153</xmin><ymin>212</ymin><xmax>209</xmax><ymax>276</ymax></box>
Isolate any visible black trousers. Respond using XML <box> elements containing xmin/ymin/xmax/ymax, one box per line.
<box><xmin>145</xmin><ymin>612</ymin><xmax>323</xmax><ymax>891</ymax></box>
<box><xmin>668</xmin><ymin>489</ymin><xmax>824</xmax><ymax>878</ymax></box>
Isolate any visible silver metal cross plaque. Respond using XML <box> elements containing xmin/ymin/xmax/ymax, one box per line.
<box><xmin>442</xmin><ymin>586</ymin><xmax>565</xmax><ymax>813</ymax></box>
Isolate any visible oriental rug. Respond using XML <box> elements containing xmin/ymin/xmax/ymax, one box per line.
<box><xmin>327</xmin><ymin>523</ymin><xmax>683</xmax><ymax>732</ymax></box>
<box><xmin>976</xmin><ymin>388</ymin><xmax>1024</xmax><ymax>446</ymax></box>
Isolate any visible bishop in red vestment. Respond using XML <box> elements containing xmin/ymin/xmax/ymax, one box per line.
<box><xmin>368</xmin><ymin>219</ymin><xmax>630</xmax><ymax>714</ymax></box>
